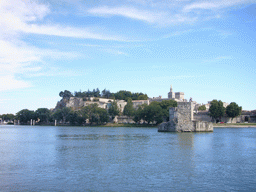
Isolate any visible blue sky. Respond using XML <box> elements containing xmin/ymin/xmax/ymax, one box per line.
<box><xmin>0</xmin><ymin>0</ymin><xmax>255</xmax><ymax>114</ymax></box>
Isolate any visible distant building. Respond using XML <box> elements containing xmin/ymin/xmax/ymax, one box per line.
<box><xmin>168</xmin><ymin>85</ymin><xmax>184</xmax><ymax>101</ymax></box>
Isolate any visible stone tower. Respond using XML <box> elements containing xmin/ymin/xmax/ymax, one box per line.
<box><xmin>168</xmin><ymin>85</ymin><xmax>175</xmax><ymax>99</ymax></box>
<box><xmin>158</xmin><ymin>102</ymin><xmax>213</xmax><ymax>132</ymax></box>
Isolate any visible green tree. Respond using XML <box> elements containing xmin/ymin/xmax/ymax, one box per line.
<box><xmin>226</xmin><ymin>102</ymin><xmax>242</xmax><ymax>122</ymax></box>
<box><xmin>101</xmin><ymin>89</ymin><xmax>114</xmax><ymax>99</ymax></box>
<box><xmin>80</xmin><ymin>104</ymin><xmax>109</xmax><ymax>125</ymax></box>
<box><xmin>209</xmin><ymin>100</ymin><xmax>226</xmax><ymax>123</ymax></box>
<box><xmin>108</xmin><ymin>100</ymin><xmax>120</xmax><ymax>118</ymax></box>
<box><xmin>74</xmin><ymin>110</ymin><xmax>86</xmax><ymax>125</ymax></box>
<box><xmin>198</xmin><ymin>105</ymin><xmax>206</xmax><ymax>111</ymax></box>
<box><xmin>133</xmin><ymin>104</ymin><xmax>145</xmax><ymax>123</ymax></box>
<box><xmin>59</xmin><ymin>90</ymin><xmax>73</xmax><ymax>99</ymax></box>
<box><xmin>144</xmin><ymin>103</ymin><xmax>164</xmax><ymax>125</ymax></box>
<box><xmin>53</xmin><ymin>107</ymin><xmax>72</xmax><ymax>124</ymax></box>
<box><xmin>137</xmin><ymin>94</ymin><xmax>148</xmax><ymax>100</ymax></box>
<box><xmin>114</xmin><ymin>90</ymin><xmax>132</xmax><ymax>101</ymax></box>
<box><xmin>80</xmin><ymin>104</ymin><xmax>98</xmax><ymax>125</ymax></box>
<box><xmin>35</xmin><ymin>108</ymin><xmax>51</xmax><ymax>123</ymax></box>
<box><xmin>91</xmin><ymin>107</ymin><xmax>109</xmax><ymax>124</ymax></box>
<box><xmin>158</xmin><ymin>100</ymin><xmax>177</xmax><ymax>121</ymax></box>
<box><xmin>16</xmin><ymin>109</ymin><xmax>36</xmax><ymax>124</ymax></box>
<box><xmin>123</xmin><ymin>98</ymin><xmax>135</xmax><ymax>117</ymax></box>
<box><xmin>0</xmin><ymin>114</ymin><xmax>15</xmax><ymax>121</ymax></box>
<box><xmin>66</xmin><ymin>110</ymin><xmax>78</xmax><ymax>125</ymax></box>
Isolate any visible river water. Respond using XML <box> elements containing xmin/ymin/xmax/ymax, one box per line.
<box><xmin>0</xmin><ymin>125</ymin><xmax>255</xmax><ymax>191</ymax></box>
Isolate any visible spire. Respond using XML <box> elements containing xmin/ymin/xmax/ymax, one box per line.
<box><xmin>170</xmin><ymin>84</ymin><xmax>173</xmax><ymax>92</ymax></box>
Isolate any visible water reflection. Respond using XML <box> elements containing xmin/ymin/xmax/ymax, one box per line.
<box><xmin>57</xmin><ymin>133</ymin><xmax>149</xmax><ymax>140</ymax></box>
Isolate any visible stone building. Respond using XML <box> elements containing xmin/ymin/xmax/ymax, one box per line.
<box><xmin>150</xmin><ymin>85</ymin><xmax>185</xmax><ymax>102</ymax></box>
<box><xmin>194</xmin><ymin>110</ymin><xmax>256</xmax><ymax>123</ymax></box>
<box><xmin>168</xmin><ymin>85</ymin><xmax>184</xmax><ymax>101</ymax></box>
<box><xmin>132</xmin><ymin>100</ymin><xmax>150</xmax><ymax>109</ymax></box>
<box><xmin>158</xmin><ymin>102</ymin><xmax>213</xmax><ymax>132</ymax></box>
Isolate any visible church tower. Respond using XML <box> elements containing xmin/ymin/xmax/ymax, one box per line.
<box><xmin>168</xmin><ymin>85</ymin><xmax>175</xmax><ymax>99</ymax></box>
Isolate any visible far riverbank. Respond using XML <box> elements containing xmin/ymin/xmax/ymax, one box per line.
<box><xmin>213</xmin><ymin>123</ymin><xmax>256</xmax><ymax>128</ymax></box>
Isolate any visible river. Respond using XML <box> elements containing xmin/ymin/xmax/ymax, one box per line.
<box><xmin>0</xmin><ymin>125</ymin><xmax>255</xmax><ymax>191</ymax></box>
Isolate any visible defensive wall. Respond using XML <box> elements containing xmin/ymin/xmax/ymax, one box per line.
<box><xmin>158</xmin><ymin>102</ymin><xmax>213</xmax><ymax>132</ymax></box>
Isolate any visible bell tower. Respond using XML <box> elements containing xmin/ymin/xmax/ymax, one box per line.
<box><xmin>168</xmin><ymin>85</ymin><xmax>175</xmax><ymax>99</ymax></box>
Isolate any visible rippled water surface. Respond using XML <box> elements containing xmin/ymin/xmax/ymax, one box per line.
<box><xmin>0</xmin><ymin>126</ymin><xmax>256</xmax><ymax>191</ymax></box>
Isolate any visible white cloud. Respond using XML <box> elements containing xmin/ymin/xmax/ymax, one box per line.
<box><xmin>88</xmin><ymin>6</ymin><xmax>196</xmax><ymax>25</ymax></box>
<box><xmin>88</xmin><ymin>6</ymin><xmax>163</xmax><ymax>23</ymax></box>
<box><xmin>0</xmin><ymin>0</ymin><xmax>124</xmax><ymax>92</ymax></box>
<box><xmin>87</xmin><ymin>0</ymin><xmax>255</xmax><ymax>26</ymax></box>
<box><xmin>0</xmin><ymin>35</ymin><xmax>80</xmax><ymax>91</ymax></box>
<box><xmin>0</xmin><ymin>75</ymin><xmax>32</xmax><ymax>91</ymax></box>
<box><xmin>183</xmin><ymin>0</ymin><xmax>252</xmax><ymax>12</ymax></box>
<box><xmin>0</xmin><ymin>0</ymin><xmax>123</xmax><ymax>41</ymax></box>
<box><xmin>0</xmin><ymin>39</ymin><xmax>40</xmax><ymax>91</ymax></box>
<box><xmin>20</xmin><ymin>24</ymin><xmax>123</xmax><ymax>41</ymax></box>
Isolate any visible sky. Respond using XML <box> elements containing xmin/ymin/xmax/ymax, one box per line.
<box><xmin>0</xmin><ymin>0</ymin><xmax>256</xmax><ymax>114</ymax></box>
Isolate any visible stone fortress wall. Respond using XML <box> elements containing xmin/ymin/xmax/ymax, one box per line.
<box><xmin>158</xmin><ymin>102</ymin><xmax>213</xmax><ymax>132</ymax></box>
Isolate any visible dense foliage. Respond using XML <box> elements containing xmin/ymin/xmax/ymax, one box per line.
<box><xmin>209</xmin><ymin>100</ymin><xmax>226</xmax><ymax>122</ymax></box>
<box><xmin>108</xmin><ymin>100</ymin><xmax>120</xmax><ymax>118</ymax></box>
<box><xmin>123</xmin><ymin>98</ymin><xmax>135</xmax><ymax>117</ymax></box>
<box><xmin>114</xmin><ymin>90</ymin><xmax>148</xmax><ymax>101</ymax></box>
<box><xmin>226</xmin><ymin>102</ymin><xmax>242</xmax><ymax>121</ymax></box>
<box><xmin>35</xmin><ymin>108</ymin><xmax>51</xmax><ymax>123</ymax></box>
<box><xmin>198</xmin><ymin>105</ymin><xmax>206</xmax><ymax>111</ymax></box>
<box><xmin>0</xmin><ymin>114</ymin><xmax>15</xmax><ymax>121</ymax></box>
<box><xmin>63</xmin><ymin>89</ymin><xmax>148</xmax><ymax>101</ymax></box>
<box><xmin>14</xmin><ymin>104</ymin><xmax>109</xmax><ymax>125</ymax></box>
<box><xmin>16</xmin><ymin>109</ymin><xmax>36</xmax><ymax>124</ymax></box>
<box><xmin>59</xmin><ymin>90</ymin><xmax>73</xmax><ymax>99</ymax></box>
<box><xmin>133</xmin><ymin>100</ymin><xmax>177</xmax><ymax>125</ymax></box>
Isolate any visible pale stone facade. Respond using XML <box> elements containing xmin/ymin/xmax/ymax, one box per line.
<box><xmin>56</xmin><ymin>97</ymin><xmax>128</xmax><ymax>112</ymax></box>
<box><xmin>132</xmin><ymin>100</ymin><xmax>150</xmax><ymax>109</ymax></box>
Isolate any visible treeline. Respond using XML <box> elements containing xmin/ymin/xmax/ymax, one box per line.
<box><xmin>208</xmin><ymin>100</ymin><xmax>242</xmax><ymax>123</ymax></box>
<box><xmin>0</xmin><ymin>114</ymin><xmax>15</xmax><ymax>124</ymax></box>
<box><xmin>13</xmin><ymin>104</ymin><xmax>111</xmax><ymax>126</ymax></box>
<box><xmin>59</xmin><ymin>89</ymin><xmax>148</xmax><ymax>101</ymax></box>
